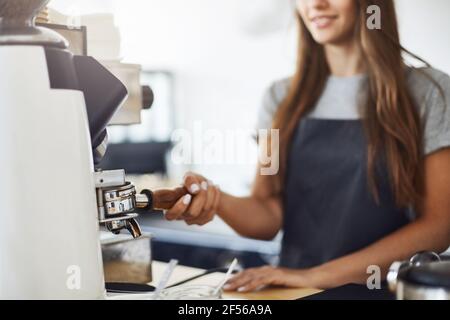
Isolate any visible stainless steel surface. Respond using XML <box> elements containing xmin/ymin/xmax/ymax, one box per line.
<box><xmin>103</xmin><ymin>182</ymin><xmax>137</xmax><ymax>216</ymax></box>
<box><xmin>135</xmin><ymin>193</ymin><xmax>151</xmax><ymax>209</ymax></box>
<box><xmin>388</xmin><ymin>252</ymin><xmax>450</xmax><ymax>300</ymax></box>
<box><xmin>104</xmin><ymin>196</ymin><xmax>135</xmax><ymax>216</ymax></box>
<box><xmin>387</xmin><ymin>261</ymin><xmax>406</xmax><ymax>293</ymax></box>
<box><xmin>396</xmin><ymin>282</ymin><xmax>450</xmax><ymax>300</ymax></box>
<box><xmin>100</xmin><ymin>213</ymin><xmax>139</xmax><ymax>224</ymax></box>
<box><xmin>409</xmin><ymin>251</ymin><xmax>441</xmax><ymax>266</ymax></box>
<box><xmin>103</xmin><ymin>182</ymin><xmax>136</xmax><ymax>201</ymax></box>
<box><xmin>0</xmin><ymin>0</ymin><xmax>68</xmax><ymax>48</ymax></box>
<box><xmin>94</xmin><ymin>169</ymin><xmax>126</xmax><ymax>188</ymax></box>
<box><xmin>93</xmin><ymin>131</ymin><xmax>108</xmax><ymax>162</ymax></box>
<box><xmin>105</xmin><ymin>220</ymin><xmax>127</xmax><ymax>235</ymax></box>
<box><xmin>125</xmin><ymin>218</ymin><xmax>142</xmax><ymax>238</ymax></box>
<box><xmin>101</xmin><ymin>232</ymin><xmax>152</xmax><ymax>283</ymax></box>
<box><xmin>96</xmin><ymin>170</ymin><xmax>146</xmax><ymax>238</ymax></box>
<box><xmin>105</xmin><ymin>218</ymin><xmax>141</xmax><ymax>238</ymax></box>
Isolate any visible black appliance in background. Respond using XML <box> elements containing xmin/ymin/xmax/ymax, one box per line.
<box><xmin>98</xmin><ymin>141</ymin><xmax>172</xmax><ymax>175</ymax></box>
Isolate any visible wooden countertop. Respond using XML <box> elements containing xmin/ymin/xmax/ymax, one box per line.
<box><xmin>149</xmin><ymin>261</ymin><xmax>322</xmax><ymax>300</ymax></box>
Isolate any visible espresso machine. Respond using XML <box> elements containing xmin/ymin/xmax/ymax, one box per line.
<box><xmin>0</xmin><ymin>0</ymin><xmax>185</xmax><ymax>299</ymax></box>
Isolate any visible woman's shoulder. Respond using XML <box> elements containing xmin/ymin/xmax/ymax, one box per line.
<box><xmin>406</xmin><ymin>66</ymin><xmax>450</xmax><ymax>108</ymax></box>
<box><xmin>406</xmin><ymin>66</ymin><xmax>450</xmax><ymax>155</ymax></box>
<box><xmin>406</xmin><ymin>66</ymin><xmax>450</xmax><ymax>84</ymax></box>
<box><xmin>265</xmin><ymin>77</ymin><xmax>291</xmax><ymax>106</ymax></box>
<box><xmin>256</xmin><ymin>77</ymin><xmax>291</xmax><ymax>130</ymax></box>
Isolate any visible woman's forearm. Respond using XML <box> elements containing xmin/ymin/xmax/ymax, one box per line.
<box><xmin>307</xmin><ymin>218</ymin><xmax>450</xmax><ymax>289</ymax></box>
<box><xmin>217</xmin><ymin>191</ymin><xmax>282</xmax><ymax>240</ymax></box>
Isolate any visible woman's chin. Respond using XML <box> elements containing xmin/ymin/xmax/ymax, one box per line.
<box><xmin>311</xmin><ymin>32</ymin><xmax>338</xmax><ymax>45</ymax></box>
<box><xmin>311</xmin><ymin>33</ymin><xmax>353</xmax><ymax>47</ymax></box>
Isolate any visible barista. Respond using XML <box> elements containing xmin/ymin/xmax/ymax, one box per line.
<box><xmin>163</xmin><ymin>0</ymin><xmax>450</xmax><ymax>291</ymax></box>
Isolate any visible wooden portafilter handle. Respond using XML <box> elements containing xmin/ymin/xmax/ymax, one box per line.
<box><xmin>136</xmin><ymin>186</ymin><xmax>189</xmax><ymax>211</ymax></box>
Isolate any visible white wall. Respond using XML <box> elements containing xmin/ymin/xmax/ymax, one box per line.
<box><xmin>396</xmin><ymin>0</ymin><xmax>450</xmax><ymax>74</ymax></box>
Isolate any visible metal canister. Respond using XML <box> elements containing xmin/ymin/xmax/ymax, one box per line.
<box><xmin>387</xmin><ymin>252</ymin><xmax>450</xmax><ymax>300</ymax></box>
<box><xmin>101</xmin><ymin>232</ymin><xmax>153</xmax><ymax>284</ymax></box>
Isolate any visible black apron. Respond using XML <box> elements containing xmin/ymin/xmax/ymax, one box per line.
<box><xmin>280</xmin><ymin>119</ymin><xmax>411</xmax><ymax>269</ymax></box>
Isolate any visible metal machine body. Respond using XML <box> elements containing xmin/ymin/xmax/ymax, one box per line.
<box><xmin>0</xmin><ymin>0</ymin><xmax>180</xmax><ymax>299</ymax></box>
<box><xmin>0</xmin><ymin>37</ymin><xmax>107</xmax><ymax>299</ymax></box>
<box><xmin>94</xmin><ymin>169</ymin><xmax>153</xmax><ymax>239</ymax></box>
<box><xmin>0</xmin><ymin>0</ymin><xmax>124</xmax><ymax>299</ymax></box>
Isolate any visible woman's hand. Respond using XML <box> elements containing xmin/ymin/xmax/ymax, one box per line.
<box><xmin>164</xmin><ymin>172</ymin><xmax>221</xmax><ymax>226</ymax></box>
<box><xmin>223</xmin><ymin>266</ymin><xmax>316</xmax><ymax>293</ymax></box>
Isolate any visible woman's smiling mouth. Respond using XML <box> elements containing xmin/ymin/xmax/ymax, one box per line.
<box><xmin>310</xmin><ymin>15</ymin><xmax>338</xmax><ymax>29</ymax></box>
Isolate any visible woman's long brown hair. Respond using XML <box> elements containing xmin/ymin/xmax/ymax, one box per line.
<box><xmin>272</xmin><ymin>0</ymin><xmax>426</xmax><ymax>208</ymax></box>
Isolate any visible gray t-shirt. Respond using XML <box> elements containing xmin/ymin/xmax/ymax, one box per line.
<box><xmin>257</xmin><ymin>67</ymin><xmax>450</xmax><ymax>155</ymax></box>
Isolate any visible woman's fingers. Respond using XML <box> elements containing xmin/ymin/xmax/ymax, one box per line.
<box><xmin>199</xmin><ymin>185</ymin><xmax>221</xmax><ymax>224</ymax></box>
<box><xmin>202</xmin><ymin>181</ymin><xmax>214</xmax><ymax>211</ymax></box>
<box><xmin>164</xmin><ymin>194</ymin><xmax>192</xmax><ymax>221</ymax></box>
<box><xmin>224</xmin><ymin>266</ymin><xmax>279</xmax><ymax>292</ymax></box>
<box><xmin>223</xmin><ymin>272</ymin><xmax>254</xmax><ymax>291</ymax></box>
<box><xmin>185</xmin><ymin>184</ymin><xmax>220</xmax><ymax>225</ymax></box>
<box><xmin>189</xmin><ymin>181</ymin><xmax>214</xmax><ymax>223</ymax></box>
<box><xmin>185</xmin><ymin>184</ymin><xmax>207</xmax><ymax>218</ymax></box>
<box><xmin>234</xmin><ymin>277</ymin><xmax>268</xmax><ymax>293</ymax></box>
<box><xmin>163</xmin><ymin>172</ymin><xmax>220</xmax><ymax>226</ymax></box>
<box><xmin>184</xmin><ymin>172</ymin><xmax>204</xmax><ymax>195</ymax></box>
<box><xmin>152</xmin><ymin>187</ymin><xmax>188</xmax><ymax>210</ymax></box>
<box><xmin>186</xmin><ymin>207</ymin><xmax>214</xmax><ymax>226</ymax></box>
